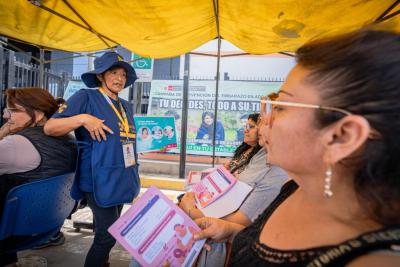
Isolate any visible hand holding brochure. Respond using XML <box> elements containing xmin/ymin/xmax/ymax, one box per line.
<box><xmin>108</xmin><ymin>187</ymin><xmax>205</xmax><ymax>267</ymax></box>
<box><xmin>185</xmin><ymin>170</ymin><xmax>212</xmax><ymax>191</ymax></box>
<box><xmin>191</xmin><ymin>166</ymin><xmax>237</xmax><ymax>208</ymax></box>
<box><xmin>199</xmin><ymin>180</ymin><xmax>253</xmax><ymax>218</ymax></box>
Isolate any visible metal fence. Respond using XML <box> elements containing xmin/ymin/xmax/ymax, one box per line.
<box><xmin>0</xmin><ymin>46</ymin><xmax>69</xmax><ymax>125</ymax></box>
<box><xmin>1</xmin><ymin>48</ymin><xmax>69</xmax><ymax>95</ymax></box>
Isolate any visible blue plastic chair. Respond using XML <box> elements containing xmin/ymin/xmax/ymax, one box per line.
<box><xmin>0</xmin><ymin>172</ymin><xmax>76</xmax><ymax>251</ymax></box>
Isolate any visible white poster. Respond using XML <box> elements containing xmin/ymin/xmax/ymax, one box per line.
<box><xmin>148</xmin><ymin>80</ymin><xmax>282</xmax><ymax>156</ymax></box>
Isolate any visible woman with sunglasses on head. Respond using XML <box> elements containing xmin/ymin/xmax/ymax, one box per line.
<box><xmin>44</xmin><ymin>52</ymin><xmax>140</xmax><ymax>267</ymax></box>
<box><xmin>193</xmin><ymin>28</ymin><xmax>400</xmax><ymax>267</ymax></box>
<box><xmin>0</xmin><ymin>88</ymin><xmax>77</xmax><ymax>266</ymax></box>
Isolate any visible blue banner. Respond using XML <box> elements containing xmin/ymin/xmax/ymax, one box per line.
<box><xmin>134</xmin><ymin>116</ymin><xmax>178</xmax><ymax>152</ymax></box>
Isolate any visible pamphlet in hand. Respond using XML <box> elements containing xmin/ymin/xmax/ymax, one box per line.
<box><xmin>108</xmin><ymin>187</ymin><xmax>205</xmax><ymax>267</ymax></box>
<box><xmin>199</xmin><ymin>179</ymin><xmax>253</xmax><ymax>218</ymax></box>
<box><xmin>134</xmin><ymin>116</ymin><xmax>177</xmax><ymax>153</ymax></box>
<box><xmin>191</xmin><ymin>166</ymin><xmax>237</xmax><ymax>208</ymax></box>
<box><xmin>185</xmin><ymin>170</ymin><xmax>213</xmax><ymax>191</ymax></box>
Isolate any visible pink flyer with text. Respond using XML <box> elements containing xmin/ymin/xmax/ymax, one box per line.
<box><xmin>108</xmin><ymin>187</ymin><xmax>205</xmax><ymax>267</ymax></box>
<box><xmin>191</xmin><ymin>166</ymin><xmax>237</xmax><ymax>208</ymax></box>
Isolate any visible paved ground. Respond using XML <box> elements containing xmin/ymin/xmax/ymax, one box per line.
<box><xmin>17</xmin><ymin>187</ymin><xmax>183</xmax><ymax>267</ymax></box>
<box><xmin>18</xmin><ymin>206</ymin><xmax>132</xmax><ymax>267</ymax></box>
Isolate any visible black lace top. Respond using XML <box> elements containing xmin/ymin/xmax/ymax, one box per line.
<box><xmin>228</xmin><ymin>180</ymin><xmax>400</xmax><ymax>267</ymax></box>
<box><xmin>228</xmin><ymin>148</ymin><xmax>253</xmax><ymax>174</ymax></box>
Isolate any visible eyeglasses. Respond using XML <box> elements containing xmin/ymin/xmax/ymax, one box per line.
<box><xmin>260</xmin><ymin>99</ymin><xmax>381</xmax><ymax>139</ymax></box>
<box><xmin>260</xmin><ymin>99</ymin><xmax>352</xmax><ymax>116</ymax></box>
<box><xmin>260</xmin><ymin>99</ymin><xmax>352</xmax><ymax>127</ymax></box>
<box><xmin>244</xmin><ymin>124</ymin><xmax>257</xmax><ymax>130</ymax></box>
<box><xmin>260</xmin><ymin>92</ymin><xmax>279</xmax><ymax>115</ymax></box>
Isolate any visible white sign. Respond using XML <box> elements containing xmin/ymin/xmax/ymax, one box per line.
<box><xmin>147</xmin><ymin>80</ymin><xmax>282</xmax><ymax>156</ymax></box>
<box><xmin>63</xmin><ymin>80</ymin><xmax>85</xmax><ymax>100</ymax></box>
<box><xmin>63</xmin><ymin>80</ymin><xmax>129</xmax><ymax>101</ymax></box>
<box><xmin>131</xmin><ymin>54</ymin><xmax>153</xmax><ymax>82</ymax></box>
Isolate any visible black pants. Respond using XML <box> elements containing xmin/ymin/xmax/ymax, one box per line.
<box><xmin>84</xmin><ymin>193</ymin><xmax>123</xmax><ymax>267</ymax></box>
<box><xmin>0</xmin><ymin>250</ymin><xmax>17</xmax><ymax>266</ymax></box>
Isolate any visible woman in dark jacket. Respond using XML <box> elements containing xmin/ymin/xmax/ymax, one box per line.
<box><xmin>0</xmin><ymin>87</ymin><xmax>77</xmax><ymax>266</ymax></box>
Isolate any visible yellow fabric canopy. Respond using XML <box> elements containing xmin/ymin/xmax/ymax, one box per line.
<box><xmin>0</xmin><ymin>0</ymin><xmax>399</xmax><ymax>58</ymax></box>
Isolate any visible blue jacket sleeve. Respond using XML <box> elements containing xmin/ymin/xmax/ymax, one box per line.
<box><xmin>52</xmin><ymin>89</ymin><xmax>89</xmax><ymax>118</ymax></box>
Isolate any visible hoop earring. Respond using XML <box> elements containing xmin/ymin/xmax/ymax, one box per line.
<box><xmin>324</xmin><ymin>165</ymin><xmax>333</xmax><ymax>198</ymax></box>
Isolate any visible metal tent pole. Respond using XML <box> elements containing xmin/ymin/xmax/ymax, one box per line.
<box><xmin>179</xmin><ymin>53</ymin><xmax>191</xmax><ymax>178</ymax></box>
<box><xmin>211</xmin><ymin>0</ymin><xmax>221</xmax><ymax>167</ymax></box>
<box><xmin>28</xmin><ymin>0</ymin><xmax>118</xmax><ymax>48</ymax></box>
<box><xmin>0</xmin><ymin>43</ymin><xmax>4</xmax><ymax>126</ymax></box>
<box><xmin>375</xmin><ymin>0</ymin><xmax>400</xmax><ymax>22</ymax></box>
<box><xmin>39</xmin><ymin>48</ymin><xmax>44</xmax><ymax>88</ymax></box>
<box><xmin>212</xmin><ymin>37</ymin><xmax>221</xmax><ymax>167</ymax></box>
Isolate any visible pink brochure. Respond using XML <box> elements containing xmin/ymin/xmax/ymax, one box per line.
<box><xmin>186</xmin><ymin>170</ymin><xmax>212</xmax><ymax>185</ymax></box>
<box><xmin>108</xmin><ymin>186</ymin><xmax>205</xmax><ymax>267</ymax></box>
<box><xmin>191</xmin><ymin>166</ymin><xmax>237</xmax><ymax>208</ymax></box>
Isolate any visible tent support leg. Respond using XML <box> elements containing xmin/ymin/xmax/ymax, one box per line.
<box><xmin>62</xmin><ymin>0</ymin><xmax>113</xmax><ymax>49</ymax></box>
<box><xmin>375</xmin><ymin>0</ymin><xmax>400</xmax><ymax>22</ymax></box>
<box><xmin>39</xmin><ymin>48</ymin><xmax>44</xmax><ymax>88</ymax></box>
<box><xmin>179</xmin><ymin>53</ymin><xmax>190</xmax><ymax>178</ymax></box>
<box><xmin>211</xmin><ymin>0</ymin><xmax>221</xmax><ymax>167</ymax></box>
<box><xmin>28</xmin><ymin>0</ymin><xmax>118</xmax><ymax>47</ymax></box>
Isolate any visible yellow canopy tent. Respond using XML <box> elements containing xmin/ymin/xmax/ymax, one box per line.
<box><xmin>0</xmin><ymin>0</ymin><xmax>399</xmax><ymax>58</ymax></box>
<box><xmin>1</xmin><ymin>0</ymin><xmax>399</xmax><ymax>173</ymax></box>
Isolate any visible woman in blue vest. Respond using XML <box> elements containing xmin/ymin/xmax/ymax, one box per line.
<box><xmin>44</xmin><ymin>52</ymin><xmax>140</xmax><ymax>267</ymax></box>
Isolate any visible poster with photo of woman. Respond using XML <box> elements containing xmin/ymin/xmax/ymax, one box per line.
<box><xmin>134</xmin><ymin>116</ymin><xmax>177</xmax><ymax>152</ymax></box>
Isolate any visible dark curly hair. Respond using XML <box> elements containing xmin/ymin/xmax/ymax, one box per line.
<box><xmin>296</xmin><ymin>28</ymin><xmax>400</xmax><ymax>225</ymax></box>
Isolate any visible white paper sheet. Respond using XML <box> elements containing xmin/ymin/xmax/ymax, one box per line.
<box><xmin>199</xmin><ymin>180</ymin><xmax>253</xmax><ymax>218</ymax></box>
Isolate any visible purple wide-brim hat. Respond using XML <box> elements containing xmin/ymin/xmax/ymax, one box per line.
<box><xmin>81</xmin><ymin>51</ymin><xmax>137</xmax><ymax>88</ymax></box>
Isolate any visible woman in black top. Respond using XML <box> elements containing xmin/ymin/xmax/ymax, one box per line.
<box><xmin>194</xmin><ymin>28</ymin><xmax>400</xmax><ymax>266</ymax></box>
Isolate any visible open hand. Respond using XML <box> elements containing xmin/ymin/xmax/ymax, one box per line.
<box><xmin>82</xmin><ymin>114</ymin><xmax>114</xmax><ymax>142</ymax></box>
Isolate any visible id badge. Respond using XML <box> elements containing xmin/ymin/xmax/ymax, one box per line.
<box><xmin>122</xmin><ymin>141</ymin><xmax>136</xmax><ymax>168</ymax></box>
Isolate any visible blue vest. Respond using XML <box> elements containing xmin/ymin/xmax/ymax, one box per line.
<box><xmin>72</xmin><ymin>89</ymin><xmax>140</xmax><ymax>207</ymax></box>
